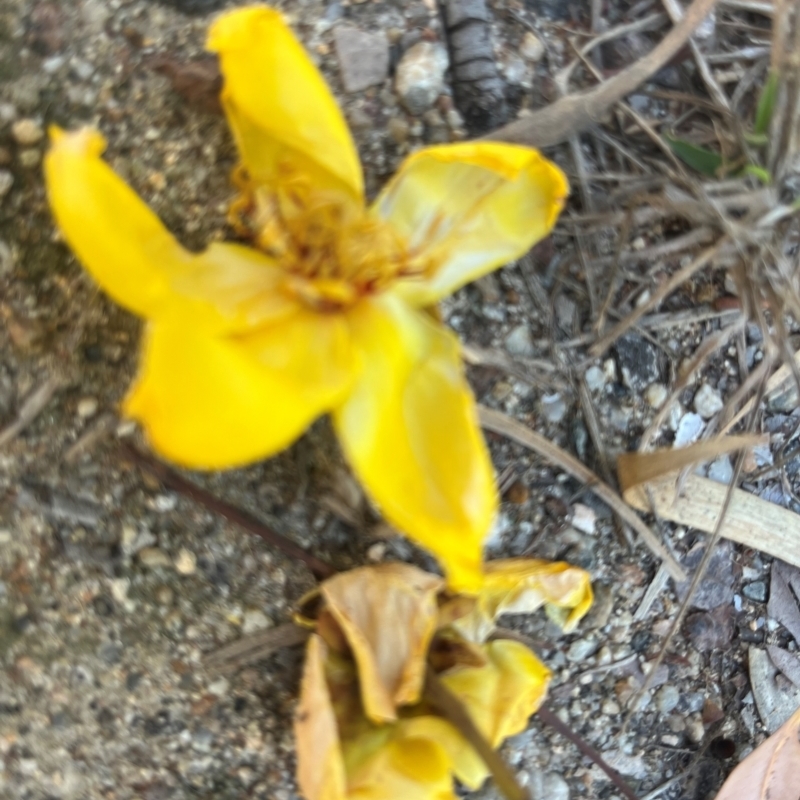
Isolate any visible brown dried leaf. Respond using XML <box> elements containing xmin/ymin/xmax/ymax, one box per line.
<box><xmin>749</xmin><ymin>647</ymin><xmax>800</xmax><ymax>734</ymax></box>
<box><xmin>768</xmin><ymin>561</ymin><xmax>800</xmax><ymax>644</ymax></box>
<box><xmin>320</xmin><ymin>563</ymin><xmax>444</xmax><ymax>722</ymax></box>
<box><xmin>448</xmin><ymin>559</ymin><xmax>593</xmax><ymax>642</ymax></box>
<box><xmin>618</xmin><ymin>437</ymin><xmax>800</xmax><ymax>569</ymax></box>
<box><xmin>714</xmin><ymin>706</ymin><xmax>800</xmax><ymax>800</ymax></box>
<box><xmin>767</xmin><ymin>646</ymin><xmax>800</xmax><ymax>692</ymax></box>
<box><xmin>294</xmin><ymin>636</ymin><xmax>346</xmax><ymax>800</ymax></box>
<box><xmin>146</xmin><ymin>53</ymin><xmax>223</xmax><ymax>114</ymax></box>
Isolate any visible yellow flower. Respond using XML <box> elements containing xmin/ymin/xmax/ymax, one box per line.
<box><xmin>294</xmin><ymin>561</ymin><xmax>592</xmax><ymax>800</ymax></box>
<box><xmin>43</xmin><ymin>6</ymin><xmax>568</xmax><ymax>591</ymax></box>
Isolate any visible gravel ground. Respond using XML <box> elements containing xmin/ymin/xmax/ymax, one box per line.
<box><xmin>0</xmin><ymin>1</ymin><xmax>793</xmax><ymax>799</ymax></box>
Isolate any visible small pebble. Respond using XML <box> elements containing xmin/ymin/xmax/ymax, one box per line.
<box><xmin>12</xmin><ymin>118</ymin><xmax>44</xmax><ymax>145</ymax></box>
<box><xmin>742</xmin><ymin>581</ymin><xmax>767</xmax><ymax>602</ymax></box>
<box><xmin>207</xmin><ymin>677</ymin><xmax>229</xmax><ymax>697</ymax></box>
<box><xmin>367</xmin><ymin>542</ymin><xmax>386</xmax><ymax>562</ymax></box>
<box><xmin>174</xmin><ymin>548</ymin><xmax>197</xmax><ymax>575</ymax></box>
<box><xmin>76</xmin><ymin>396</ymin><xmax>98</xmax><ymax>418</ymax></box>
<box><xmin>242</xmin><ymin>609</ymin><xmax>270</xmax><ymax>635</ymax></box>
<box><xmin>333</xmin><ymin>26</ymin><xmax>389</xmax><ymax>93</ymax></box>
<box><xmin>18</xmin><ymin>148</ymin><xmax>41</xmax><ymax>168</ymax></box>
<box><xmin>615</xmin><ymin>333</ymin><xmax>660</xmax><ymax>392</ymax></box>
<box><xmin>541</xmin><ymin>392</ymin><xmax>567</xmax><ymax>424</ymax></box>
<box><xmin>674</xmin><ymin>412</ymin><xmax>704</xmax><ymax>447</ymax></box>
<box><xmin>152</xmin><ymin>493</ymin><xmax>177</xmax><ymax>512</ymax></box>
<box><xmin>584</xmin><ymin>365</ymin><xmax>606</xmax><ymax>392</ymax></box>
<box><xmin>0</xmin><ymin>169</ymin><xmax>13</xmax><ymax>198</ymax></box>
<box><xmin>155</xmin><ymin>585</ymin><xmax>174</xmax><ymax>606</ymax></box>
<box><xmin>529</xmin><ymin>772</ymin><xmax>569</xmax><ymax>800</ymax></box>
<box><xmin>0</xmin><ymin>102</ymin><xmax>16</xmax><ymax>124</ymax></box>
<box><xmin>707</xmin><ymin>455</ymin><xmax>733</xmax><ymax>484</ymax></box>
<box><xmin>387</xmin><ymin>116</ymin><xmax>409</xmax><ymax>145</ymax></box>
<box><xmin>505</xmin><ymin>323</ymin><xmax>535</xmax><ymax>357</ymax></box>
<box><xmin>601</xmin><ymin>699</ymin><xmax>621</xmax><ymax>715</ymax></box>
<box><xmin>570</xmin><ymin>503</ymin><xmax>596</xmax><ymax>535</ymax></box>
<box><xmin>138</xmin><ymin>547</ymin><xmax>172</xmax><ymax>569</ymax></box>
<box><xmin>686</xmin><ymin>715</ymin><xmax>705</xmax><ymax>743</ymax></box>
<box><xmin>693</xmin><ymin>383</ymin><xmax>724</xmax><ymax>419</ymax></box>
<box><xmin>645</xmin><ymin>382</ymin><xmax>668</xmax><ymax>409</ymax></box>
<box><xmin>566</xmin><ymin>637</ymin><xmax>598</xmax><ymax>662</ymax></box>
<box><xmin>395</xmin><ymin>42</ymin><xmax>449</xmax><ymax>115</ymax></box>
<box><xmin>668</xmin><ymin>714</ymin><xmax>686</xmax><ymax>733</ymax></box>
<box><xmin>520</xmin><ymin>31</ymin><xmax>545</xmax><ymax>62</ymax></box>
<box><xmin>656</xmin><ymin>684</ymin><xmax>680</xmax><ymax>714</ymax></box>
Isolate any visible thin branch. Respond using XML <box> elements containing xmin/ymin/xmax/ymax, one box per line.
<box><xmin>424</xmin><ymin>666</ymin><xmax>528</xmax><ymax>800</ymax></box>
<box><xmin>537</xmin><ymin>705</ymin><xmax>639</xmax><ymax>800</ymax></box>
<box><xmin>479</xmin><ymin>405</ymin><xmax>687</xmax><ymax>581</ymax></box>
<box><xmin>119</xmin><ymin>442</ymin><xmax>337</xmax><ymax>580</ymax></box>
<box><xmin>486</xmin><ymin>0</ymin><xmax>720</xmax><ymax>147</ymax></box>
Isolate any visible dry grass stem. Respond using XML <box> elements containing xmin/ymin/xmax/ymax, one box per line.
<box><xmin>479</xmin><ymin>405</ymin><xmax>687</xmax><ymax>581</ymax></box>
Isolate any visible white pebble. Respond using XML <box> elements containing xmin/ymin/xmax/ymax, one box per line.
<box><xmin>520</xmin><ymin>31</ymin><xmax>545</xmax><ymax>62</ymax></box>
<box><xmin>571</xmin><ymin>503</ymin><xmax>596</xmax><ymax>535</ymax></box>
<box><xmin>693</xmin><ymin>383</ymin><xmax>724</xmax><ymax>419</ymax></box>
<box><xmin>0</xmin><ymin>170</ymin><xmax>13</xmax><ymax>198</ymax></box>
<box><xmin>174</xmin><ymin>548</ymin><xmax>197</xmax><ymax>575</ymax></box>
<box><xmin>12</xmin><ymin>118</ymin><xmax>43</xmax><ymax>145</ymax></box>
<box><xmin>242</xmin><ymin>609</ymin><xmax>270</xmax><ymax>635</ymax></box>
<box><xmin>76</xmin><ymin>396</ymin><xmax>98</xmax><ymax>418</ymax></box>
<box><xmin>644</xmin><ymin>383</ymin><xmax>668</xmax><ymax>409</ymax></box>
<box><xmin>674</xmin><ymin>412</ymin><xmax>704</xmax><ymax>447</ymax></box>
<box><xmin>541</xmin><ymin>392</ymin><xmax>567</xmax><ymax>424</ymax></box>
<box><xmin>584</xmin><ymin>365</ymin><xmax>606</xmax><ymax>392</ymax></box>
<box><xmin>395</xmin><ymin>42</ymin><xmax>449</xmax><ymax>115</ymax></box>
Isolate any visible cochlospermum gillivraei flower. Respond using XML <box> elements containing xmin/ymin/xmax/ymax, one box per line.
<box><xmin>44</xmin><ymin>5</ymin><xmax>569</xmax><ymax>591</ymax></box>
<box><xmin>294</xmin><ymin>560</ymin><xmax>592</xmax><ymax>800</ymax></box>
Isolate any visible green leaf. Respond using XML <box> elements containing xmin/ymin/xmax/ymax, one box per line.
<box><xmin>744</xmin><ymin>132</ymin><xmax>770</xmax><ymax>147</ymax></box>
<box><xmin>754</xmin><ymin>70</ymin><xmax>779</xmax><ymax>136</ymax></box>
<box><xmin>741</xmin><ymin>164</ymin><xmax>771</xmax><ymax>185</ymax></box>
<box><xmin>665</xmin><ymin>135</ymin><xmax>724</xmax><ymax>176</ymax></box>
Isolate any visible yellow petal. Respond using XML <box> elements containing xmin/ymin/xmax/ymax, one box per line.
<box><xmin>438</xmin><ymin>639</ymin><xmax>550</xmax><ymax>785</ymax></box>
<box><xmin>333</xmin><ymin>296</ymin><xmax>497</xmax><ymax>592</ymax></box>
<box><xmin>295</xmin><ymin>636</ymin><xmax>347</xmax><ymax>800</ymax></box>
<box><xmin>396</xmin><ymin>715</ymin><xmax>488</xmax><ymax>791</ymax></box>
<box><xmin>169</xmin><ymin>241</ymin><xmax>299</xmax><ymax>334</ymax></box>
<box><xmin>374</xmin><ymin>143</ymin><xmax>568</xmax><ymax>306</ymax></box>
<box><xmin>344</xmin><ymin>728</ymin><xmax>457</xmax><ymax>800</ymax></box>
<box><xmin>319</xmin><ymin>564</ymin><xmax>444</xmax><ymax>722</ymax></box>
<box><xmin>453</xmin><ymin>559</ymin><xmax>594</xmax><ymax>642</ymax></box>
<box><xmin>124</xmin><ymin>308</ymin><xmax>354</xmax><ymax>470</ymax></box>
<box><xmin>207</xmin><ymin>7</ymin><xmax>363</xmax><ymax>199</ymax></box>
<box><xmin>44</xmin><ymin>126</ymin><xmax>189</xmax><ymax>318</ymax></box>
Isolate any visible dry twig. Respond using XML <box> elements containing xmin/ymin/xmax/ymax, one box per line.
<box><xmin>487</xmin><ymin>0</ymin><xmax>720</xmax><ymax>148</ymax></box>
<box><xmin>479</xmin><ymin>405</ymin><xmax>686</xmax><ymax>581</ymax></box>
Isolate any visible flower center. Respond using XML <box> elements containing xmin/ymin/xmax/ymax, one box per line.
<box><xmin>229</xmin><ymin>164</ymin><xmax>428</xmax><ymax>311</ymax></box>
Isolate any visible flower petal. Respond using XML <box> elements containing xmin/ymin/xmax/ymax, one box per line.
<box><xmin>396</xmin><ymin>715</ymin><xmax>488</xmax><ymax>791</ymax></box>
<box><xmin>374</xmin><ymin>143</ymin><xmax>568</xmax><ymax>306</ymax></box>
<box><xmin>295</xmin><ymin>636</ymin><xmax>347</xmax><ymax>800</ymax></box>
<box><xmin>207</xmin><ymin>7</ymin><xmax>363</xmax><ymax>199</ymax></box>
<box><xmin>481</xmin><ymin>558</ymin><xmax>594</xmax><ymax>632</ymax></box>
<box><xmin>438</xmin><ymin>640</ymin><xmax>550</xmax><ymax>786</ymax></box>
<box><xmin>344</xmin><ymin>729</ymin><xmax>458</xmax><ymax>800</ymax></box>
<box><xmin>319</xmin><ymin>564</ymin><xmax>444</xmax><ymax>723</ymax></box>
<box><xmin>333</xmin><ymin>296</ymin><xmax>496</xmax><ymax>592</ymax></box>
<box><xmin>124</xmin><ymin>309</ymin><xmax>354</xmax><ymax>470</ymax></box>
<box><xmin>44</xmin><ymin>127</ymin><xmax>297</xmax><ymax>331</ymax></box>
<box><xmin>451</xmin><ymin>559</ymin><xmax>594</xmax><ymax>642</ymax></box>
<box><xmin>44</xmin><ymin>126</ymin><xmax>189</xmax><ymax>318</ymax></box>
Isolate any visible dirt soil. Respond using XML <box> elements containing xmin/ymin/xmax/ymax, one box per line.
<box><xmin>0</xmin><ymin>0</ymin><xmax>791</xmax><ymax>799</ymax></box>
